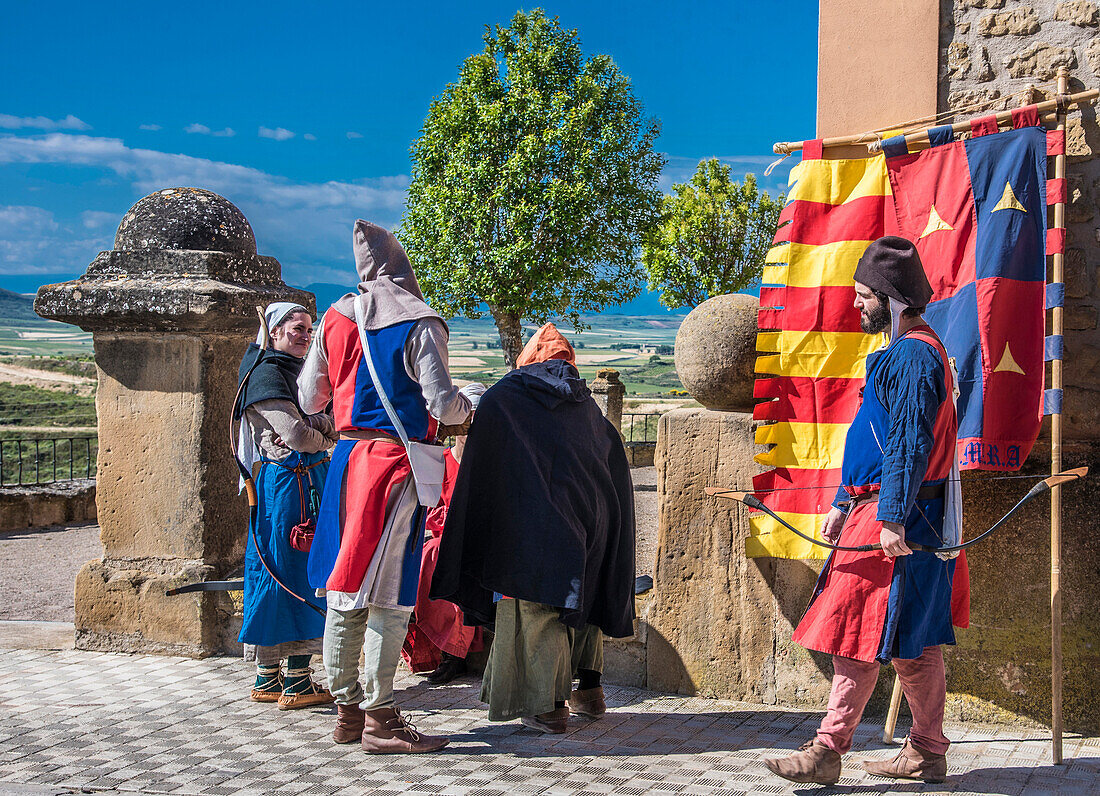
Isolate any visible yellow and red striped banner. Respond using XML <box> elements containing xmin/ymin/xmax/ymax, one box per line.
<box><xmin>749</xmin><ymin>150</ymin><xmax>889</xmax><ymax>559</ymax></box>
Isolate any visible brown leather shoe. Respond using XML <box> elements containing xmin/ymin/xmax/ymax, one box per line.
<box><xmin>278</xmin><ymin>685</ymin><xmax>335</xmax><ymax>711</ymax></box>
<box><xmin>361</xmin><ymin>706</ymin><xmax>449</xmax><ymax>754</ymax></box>
<box><xmin>568</xmin><ymin>687</ymin><xmax>606</xmax><ymax>719</ymax></box>
<box><xmin>332</xmin><ymin>704</ymin><xmax>365</xmax><ymax>744</ymax></box>
<box><xmin>763</xmin><ymin>739</ymin><xmax>841</xmax><ymax>785</ymax></box>
<box><xmin>520</xmin><ymin>707</ymin><xmax>569</xmax><ymax>734</ymax></box>
<box><xmin>863</xmin><ymin>737</ymin><xmax>947</xmax><ymax>783</ymax></box>
<box><xmin>250</xmin><ymin>687</ymin><xmax>282</xmax><ymax>703</ymax></box>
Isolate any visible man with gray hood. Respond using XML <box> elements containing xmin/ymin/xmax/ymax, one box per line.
<box><xmin>299</xmin><ymin>220</ymin><xmax>474</xmax><ymax>754</ymax></box>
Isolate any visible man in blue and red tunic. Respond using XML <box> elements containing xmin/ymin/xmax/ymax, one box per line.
<box><xmin>765</xmin><ymin>236</ymin><xmax>970</xmax><ymax>786</ymax></box>
<box><xmin>299</xmin><ymin>220</ymin><xmax>473</xmax><ymax>754</ymax></box>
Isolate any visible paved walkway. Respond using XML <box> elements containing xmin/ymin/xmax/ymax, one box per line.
<box><xmin>1</xmin><ymin>642</ymin><xmax>1097</xmax><ymax>796</ymax></box>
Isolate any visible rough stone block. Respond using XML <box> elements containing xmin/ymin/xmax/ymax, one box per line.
<box><xmin>948</xmin><ymin>88</ymin><xmax>1003</xmax><ymax>110</ymax></box>
<box><xmin>1004</xmin><ymin>42</ymin><xmax>1078</xmax><ymax>79</ymax></box>
<box><xmin>92</xmin><ymin>333</ymin><xmax>247</xmax><ymax>566</ymax></box>
<box><xmin>1066</xmin><ymin>117</ymin><xmax>1094</xmax><ymax>162</ymax></box>
<box><xmin>74</xmin><ymin>559</ymin><xmax>232</xmax><ymax>656</ymax></box>
<box><xmin>947</xmin><ymin>42</ymin><xmax>973</xmax><ymax>78</ymax></box>
<box><xmin>1088</xmin><ymin>36</ymin><xmax>1100</xmax><ymax>74</ymax></box>
<box><xmin>646</xmin><ymin>408</ymin><xmax>832</xmax><ymax>708</ymax></box>
<box><xmin>979</xmin><ymin>8</ymin><xmax>1041</xmax><ymax>36</ymax></box>
<box><xmin>1054</xmin><ymin>0</ymin><xmax>1099</xmax><ymax>26</ymax></box>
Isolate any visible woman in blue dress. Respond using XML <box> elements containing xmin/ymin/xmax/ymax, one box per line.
<box><xmin>236</xmin><ymin>302</ymin><xmax>338</xmax><ymax>709</ymax></box>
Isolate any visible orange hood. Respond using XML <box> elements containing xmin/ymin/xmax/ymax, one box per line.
<box><xmin>516</xmin><ymin>322</ymin><xmax>576</xmax><ymax>368</ymax></box>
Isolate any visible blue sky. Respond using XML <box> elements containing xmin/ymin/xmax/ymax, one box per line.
<box><xmin>0</xmin><ymin>1</ymin><xmax>818</xmax><ymax>306</ymax></box>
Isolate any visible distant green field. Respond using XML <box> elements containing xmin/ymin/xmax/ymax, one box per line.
<box><xmin>446</xmin><ymin>314</ymin><xmax>686</xmax><ymax>396</ymax></box>
<box><xmin>0</xmin><ymin>383</ymin><xmax>96</xmax><ymax>427</ymax></box>
<box><xmin>0</xmin><ymin>319</ymin><xmax>92</xmax><ymax>356</ymax></box>
<box><xmin>0</xmin><ymin>307</ymin><xmax>687</xmax><ymax>396</ymax></box>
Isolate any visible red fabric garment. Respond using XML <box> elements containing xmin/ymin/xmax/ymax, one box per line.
<box><xmin>516</xmin><ymin>323</ymin><xmax>576</xmax><ymax>367</ymax></box>
<box><xmin>793</xmin><ymin>499</ymin><xmax>895</xmax><ymax>662</ymax></box>
<box><xmin>402</xmin><ymin>451</ymin><xmax>482</xmax><ymax>672</ymax></box>
<box><xmin>325</xmin><ymin>438</ymin><xmax>412</xmax><ymax>593</ymax></box>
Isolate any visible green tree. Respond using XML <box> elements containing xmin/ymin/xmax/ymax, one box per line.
<box><xmin>399</xmin><ymin>9</ymin><xmax>665</xmax><ymax>368</ymax></box>
<box><xmin>642</xmin><ymin>159</ymin><xmax>784</xmax><ymax>309</ymax></box>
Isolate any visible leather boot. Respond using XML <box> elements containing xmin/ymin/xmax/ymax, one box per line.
<box><xmin>332</xmin><ymin>704</ymin><xmax>365</xmax><ymax>744</ymax></box>
<box><xmin>763</xmin><ymin>739</ymin><xmax>842</xmax><ymax>785</ymax></box>
<box><xmin>863</xmin><ymin>737</ymin><xmax>947</xmax><ymax>783</ymax></box>
<box><xmin>520</xmin><ymin>707</ymin><xmax>569</xmax><ymax>734</ymax></box>
<box><xmin>425</xmin><ymin>653</ymin><xmax>467</xmax><ymax>685</ymax></box>
<box><xmin>361</xmin><ymin>706</ymin><xmax>449</xmax><ymax>754</ymax></box>
<box><xmin>568</xmin><ymin>687</ymin><xmax>606</xmax><ymax>719</ymax></box>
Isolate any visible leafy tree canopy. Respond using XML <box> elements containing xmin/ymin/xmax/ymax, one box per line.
<box><xmin>642</xmin><ymin>158</ymin><xmax>784</xmax><ymax>309</ymax></box>
<box><xmin>398</xmin><ymin>8</ymin><xmax>665</xmax><ymax>367</ymax></box>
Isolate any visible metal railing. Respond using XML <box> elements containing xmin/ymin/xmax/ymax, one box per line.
<box><xmin>622</xmin><ymin>412</ymin><xmax>662</xmax><ymax>444</ymax></box>
<box><xmin>0</xmin><ymin>436</ymin><xmax>98</xmax><ymax>487</ymax></box>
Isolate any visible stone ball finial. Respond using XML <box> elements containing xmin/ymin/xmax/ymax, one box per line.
<box><xmin>674</xmin><ymin>293</ymin><xmax>759</xmax><ymax>412</ymax></box>
<box><xmin>114</xmin><ymin>187</ymin><xmax>257</xmax><ymax>254</ymax></box>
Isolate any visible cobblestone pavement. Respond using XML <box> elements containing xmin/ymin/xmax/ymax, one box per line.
<box><xmin>0</xmin><ymin>524</ymin><xmax>99</xmax><ymax>622</ymax></box>
<box><xmin>1</xmin><ymin>647</ymin><xmax>1097</xmax><ymax>796</ymax></box>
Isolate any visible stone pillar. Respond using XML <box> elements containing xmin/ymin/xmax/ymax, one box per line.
<box><xmin>35</xmin><ymin>188</ymin><xmax>314</xmax><ymax>657</ymax></box>
<box><xmin>648</xmin><ymin>408</ymin><xmax>834</xmax><ymax>706</ymax></box>
<box><xmin>590</xmin><ymin>368</ymin><xmax>625</xmax><ymax>433</ymax></box>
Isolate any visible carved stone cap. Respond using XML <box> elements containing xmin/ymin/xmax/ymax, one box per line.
<box><xmin>34</xmin><ymin>188</ymin><xmax>314</xmax><ymax>333</ymax></box>
<box><xmin>114</xmin><ymin>187</ymin><xmax>257</xmax><ymax>255</ymax></box>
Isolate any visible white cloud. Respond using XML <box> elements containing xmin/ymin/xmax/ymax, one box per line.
<box><xmin>185</xmin><ymin>123</ymin><xmax>235</xmax><ymax>137</ymax></box>
<box><xmin>139</xmin><ymin>123</ymin><xmax>162</xmax><ymax>131</ymax></box>
<box><xmin>259</xmin><ymin>126</ymin><xmax>295</xmax><ymax>141</ymax></box>
<box><xmin>346</xmin><ymin>131</ymin><xmax>363</xmax><ymax>140</ymax></box>
<box><xmin>0</xmin><ymin>114</ymin><xmax>90</xmax><ymax>131</ymax></box>
<box><xmin>0</xmin><ymin>205</ymin><xmax>110</xmax><ymax>275</ymax></box>
<box><xmin>0</xmin><ymin>133</ymin><xmax>409</xmax><ymax>283</ymax></box>
<box><xmin>80</xmin><ymin>210</ymin><xmax>119</xmax><ymax>229</ymax></box>
<box><xmin>303</xmin><ymin>133</ymin><xmax>317</xmax><ymax>141</ymax></box>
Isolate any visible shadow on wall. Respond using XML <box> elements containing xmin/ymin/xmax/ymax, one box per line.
<box><xmin>945</xmin><ymin>448</ymin><xmax>1100</xmax><ymax>734</ymax></box>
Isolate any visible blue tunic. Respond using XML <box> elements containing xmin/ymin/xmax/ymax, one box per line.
<box><xmin>239</xmin><ymin>450</ymin><xmax>329</xmax><ymax>647</ymax></box>
<box><xmin>797</xmin><ymin>330</ymin><xmax>960</xmax><ymax>663</ymax></box>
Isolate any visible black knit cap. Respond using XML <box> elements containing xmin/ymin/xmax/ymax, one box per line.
<box><xmin>853</xmin><ymin>236</ymin><xmax>933</xmax><ymax>308</ymax></box>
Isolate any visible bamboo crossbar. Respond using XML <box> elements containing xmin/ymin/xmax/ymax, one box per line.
<box><xmin>771</xmin><ymin>88</ymin><xmax>1098</xmax><ymax>155</ymax></box>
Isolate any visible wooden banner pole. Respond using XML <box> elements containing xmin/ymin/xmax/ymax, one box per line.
<box><xmin>771</xmin><ymin>87</ymin><xmax>1098</xmax><ymax>155</ymax></box>
<box><xmin>1050</xmin><ymin>65</ymin><xmax>1069</xmax><ymax>766</ymax></box>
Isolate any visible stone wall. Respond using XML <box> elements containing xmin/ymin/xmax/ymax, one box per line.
<box><xmin>935</xmin><ymin>0</ymin><xmax>1100</xmax><ymax>734</ymax></box>
<box><xmin>940</xmin><ymin>0</ymin><xmax>1100</xmax><ymax>438</ymax></box>
<box><xmin>0</xmin><ymin>480</ymin><xmax>96</xmax><ymax>532</ymax></box>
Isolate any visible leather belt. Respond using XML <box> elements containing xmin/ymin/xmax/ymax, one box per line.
<box><xmin>339</xmin><ymin>429</ymin><xmax>399</xmax><ymax>443</ymax></box>
<box><xmin>846</xmin><ymin>483</ymin><xmax>945</xmax><ymax>510</ymax></box>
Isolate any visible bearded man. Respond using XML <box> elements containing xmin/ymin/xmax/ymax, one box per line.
<box><xmin>764</xmin><ymin>236</ymin><xmax>969</xmax><ymax>786</ymax></box>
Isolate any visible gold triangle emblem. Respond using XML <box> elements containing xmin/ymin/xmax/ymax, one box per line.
<box><xmin>992</xmin><ymin>181</ymin><xmax>1027</xmax><ymax>212</ymax></box>
<box><xmin>919</xmin><ymin>205</ymin><xmax>954</xmax><ymax>239</ymax></box>
<box><xmin>994</xmin><ymin>342</ymin><xmax>1026</xmax><ymax>374</ymax></box>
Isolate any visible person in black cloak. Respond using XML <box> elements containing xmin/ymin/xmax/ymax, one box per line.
<box><xmin>430</xmin><ymin>323</ymin><xmax>636</xmax><ymax>734</ymax></box>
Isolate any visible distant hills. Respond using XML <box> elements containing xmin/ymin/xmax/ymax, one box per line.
<box><xmin>0</xmin><ymin>287</ymin><xmax>42</xmax><ymax>322</ymax></box>
<box><xmin>301</xmin><ymin>283</ymin><xmax>687</xmax><ymax>317</ymax></box>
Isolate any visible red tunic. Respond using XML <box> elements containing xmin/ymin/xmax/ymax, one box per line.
<box><xmin>402</xmin><ymin>451</ymin><xmax>483</xmax><ymax>672</ymax></box>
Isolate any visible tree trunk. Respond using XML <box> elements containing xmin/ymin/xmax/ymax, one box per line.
<box><xmin>490</xmin><ymin>306</ymin><xmax>523</xmax><ymax>370</ymax></box>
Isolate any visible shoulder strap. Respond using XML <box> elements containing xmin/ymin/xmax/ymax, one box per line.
<box><xmin>353</xmin><ymin>297</ymin><xmax>411</xmax><ymax>450</ymax></box>
<box><xmin>903</xmin><ymin>327</ymin><xmax>956</xmax><ymax>401</ymax></box>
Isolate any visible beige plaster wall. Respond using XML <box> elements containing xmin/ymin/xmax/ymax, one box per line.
<box><xmin>818</xmin><ymin>0</ymin><xmax>941</xmax><ymax>138</ymax></box>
